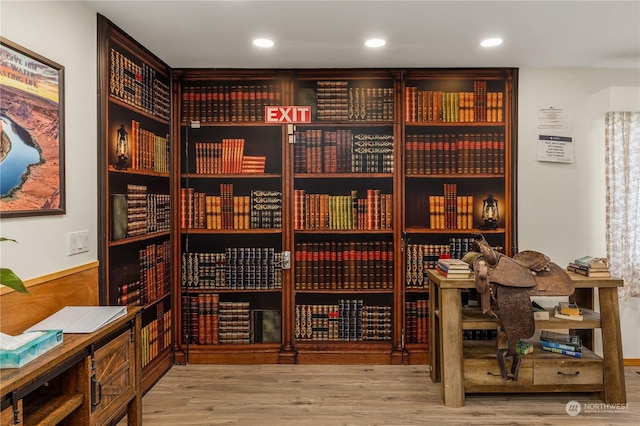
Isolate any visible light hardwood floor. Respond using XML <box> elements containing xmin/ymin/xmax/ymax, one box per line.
<box><xmin>122</xmin><ymin>364</ymin><xmax>639</xmax><ymax>425</ymax></box>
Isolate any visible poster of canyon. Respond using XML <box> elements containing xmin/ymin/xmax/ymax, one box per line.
<box><xmin>0</xmin><ymin>38</ymin><xmax>64</xmax><ymax>217</ymax></box>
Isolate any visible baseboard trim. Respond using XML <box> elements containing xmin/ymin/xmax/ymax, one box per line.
<box><xmin>624</xmin><ymin>358</ymin><xmax>640</xmax><ymax>366</ymax></box>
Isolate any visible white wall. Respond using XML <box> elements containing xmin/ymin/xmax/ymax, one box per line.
<box><xmin>0</xmin><ymin>1</ymin><xmax>98</xmax><ymax>280</ymax></box>
<box><xmin>1</xmin><ymin>2</ymin><xmax>639</xmax><ymax>359</ymax></box>
<box><xmin>518</xmin><ymin>69</ymin><xmax>640</xmax><ymax>359</ymax></box>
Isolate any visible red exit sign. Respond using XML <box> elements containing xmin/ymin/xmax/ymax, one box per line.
<box><xmin>264</xmin><ymin>106</ymin><xmax>312</xmax><ymax>123</ymax></box>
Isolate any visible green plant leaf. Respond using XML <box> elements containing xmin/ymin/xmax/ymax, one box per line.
<box><xmin>0</xmin><ymin>268</ymin><xmax>29</xmax><ymax>293</ymax></box>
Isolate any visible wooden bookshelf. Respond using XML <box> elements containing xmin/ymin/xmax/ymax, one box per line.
<box><xmin>172</xmin><ymin>69</ymin><xmax>290</xmax><ymax>364</ymax></box>
<box><xmin>166</xmin><ymin>68</ymin><xmax>516</xmax><ymax>365</ymax></box>
<box><xmin>96</xmin><ymin>25</ymin><xmax>518</xmax><ymax>366</ymax></box>
<box><xmin>97</xmin><ymin>15</ymin><xmax>174</xmax><ymax>391</ymax></box>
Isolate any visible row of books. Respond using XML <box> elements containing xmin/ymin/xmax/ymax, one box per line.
<box><xmin>405</xmin><ymin>132</ymin><xmax>505</xmax><ymax>175</ymax></box>
<box><xmin>109</xmin><ymin>47</ymin><xmax>170</xmax><ymax>120</ymax></box>
<box><xmin>141</xmin><ymin>303</ymin><xmax>172</xmax><ymax>367</ymax></box>
<box><xmin>298</xmin><ymin>82</ymin><xmax>394</xmax><ymax>122</ymax></box>
<box><xmin>404</xmin><ymin>82</ymin><xmax>503</xmax><ymax>123</ymax></box>
<box><xmin>181</xmin><ymin>295</ymin><xmax>282</xmax><ymax>345</ymax></box>
<box><xmin>404</xmin><ymin>239</ymin><xmax>479</xmax><ymax>287</ymax></box>
<box><xmin>180</xmin><ymin>186</ymin><xmax>282</xmax><ymax>230</ymax></box>
<box><xmin>295</xmin><ymin>301</ymin><xmax>392</xmax><ymax>341</ymax></box>
<box><xmin>191</xmin><ymin>139</ymin><xmax>266</xmax><ymax>174</ymax></box>
<box><xmin>405</xmin><ymin>299</ymin><xmax>429</xmax><ymax>344</ymax></box>
<box><xmin>293</xmin><ymin>189</ymin><xmax>392</xmax><ymax>230</ymax></box>
<box><xmin>294</xmin><ymin>241</ymin><xmax>393</xmax><ymax>290</ymax></box>
<box><xmin>117</xmin><ymin>120</ymin><xmax>170</xmax><ymax>173</ymax></box>
<box><xmin>463</xmin><ymin>329</ymin><xmax>498</xmax><ymax>341</ymax></box>
<box><xmin>180</xmin><ymin>83</ymin><xmax>283</xmax><ymax>123</ymax></box>
<box><xmin>567</xmin><ymin>255</ymin><xmax>611</xmax><ymax>278</ymax></box>
<box><xmin>405</xmin><ymin>244</ymin><xmax>440</xmax><ymax>289</ymax></box>
<box><xmin>111</xmin><ymin>185</ymin><xmax>171</xmax><ymax>240</ymax></box>
<box><xmin>428</xmin><ymin>184</ymin><xmax>474</xmax><ymax>230</ymax></box>
<box><xmin>294</xmin><ymin>129</ymin><xmax>394</xmax><ymax>174</ymax></box>
<box><xmin>449</xmin><ymin>237</ymin><xmax>483</xmax><ymax>260</ymax></box>
<box><xmin>116</xmin><ymin>241</ymin><xmax>172</xmax><ymax>307</ymax></box>
<box><xmin>181</xmin><ymin>248</ymin><xmax>283</xmax><ymax>290</ymax></box>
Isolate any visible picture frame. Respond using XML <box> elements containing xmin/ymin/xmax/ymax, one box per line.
<box><xmin>0</xmin><ymin>37</ymin><xmax>65</xmax><ymax>217</ymax></box>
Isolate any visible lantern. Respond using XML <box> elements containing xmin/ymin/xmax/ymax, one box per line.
<box><xmin>114</xmin><ymin>124</ymin><xmax>129</xmax><ymax>170</ymax></box>
<box><xmin>481</xmin><ymin>194</ymin><xmax>499</xmax><ymax>229</ymax></box>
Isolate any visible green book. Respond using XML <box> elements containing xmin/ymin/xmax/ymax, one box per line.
<box><xmin>252</xmin><ymin>310</ymin><xmax>281</xmax><ymax>343</ymax></box>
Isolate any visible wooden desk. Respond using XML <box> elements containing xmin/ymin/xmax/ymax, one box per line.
<box><xmin>1</xmin><ymin>307</ymin><xmax>142</xmax><ymax>425</ymax></box>
<box><xmin>428</xmin><ymin>270</ymin><xmax>626</xmax><ymax>407</ymax></box>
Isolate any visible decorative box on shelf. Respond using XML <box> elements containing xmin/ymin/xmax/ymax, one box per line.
<box><xmin>0</xmin><ymin>330</ymin><xmax>63</xmax><ymax>368</ymax></box>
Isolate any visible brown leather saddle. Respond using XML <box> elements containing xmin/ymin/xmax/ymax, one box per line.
<box><xmin>465</xmin><ymin>234</ymin><xmax>574</xmax><ymax>380</ymax></box>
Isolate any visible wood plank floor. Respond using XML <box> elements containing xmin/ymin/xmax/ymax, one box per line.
<box><xmin>122</xmin><ymin>365</ymin><xmax>639</xmax><ymax>425</ymax></box>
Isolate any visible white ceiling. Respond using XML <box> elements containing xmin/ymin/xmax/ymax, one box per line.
<box><xmin>85</xmin><ymin>0</ymin><xmax>640</xmax><ymax>69</ymax></box>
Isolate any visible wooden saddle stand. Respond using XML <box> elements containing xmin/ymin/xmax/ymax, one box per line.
<box><xmin>465</xmin><ymin>234</ymin><xmax>574</xmax><ymax>381</ymax></box>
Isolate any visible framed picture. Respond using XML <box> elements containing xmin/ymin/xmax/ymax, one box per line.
<box><xmin>0</xmin><ymin>37</ymin><xmax>65</xmax><ymax>217</ymax></box>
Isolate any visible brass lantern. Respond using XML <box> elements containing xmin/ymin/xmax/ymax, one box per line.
<box><xmin>114</xmin><ymin>124</ymin><xmax>129</xmax><ymax>170</ymax></box>
<box><xmin>481</xmin><ymin>194</ymin><xmax>499</xmax><ymax>229</ymax></box>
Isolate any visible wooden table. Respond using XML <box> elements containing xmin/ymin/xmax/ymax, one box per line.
<box><xmin>428</xmin><ymin>270</ymin><xmax>626</xmax><ymax>407</ymax></box>
<box><xmin>1</xmin><ymin>307</ymin><xmax>142</xmax><ymax>425</ymax></box>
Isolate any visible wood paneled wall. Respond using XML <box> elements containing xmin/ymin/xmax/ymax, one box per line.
<box><xmin>0</xmin><ymin>262</ymin><xmax>99</xmax><ymax>335</ymax></box>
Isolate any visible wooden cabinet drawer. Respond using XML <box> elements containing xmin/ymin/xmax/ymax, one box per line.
<box><xmin>464</xmin><ymin>359</ymin><xmax>533</xmax><ymax>390</ymax></box>
<box><xmin>92</xmin><ymin>330</ymin><xmax>135</xmax><ymax>425</ymax></box>
<box><xmin>534</xmin><ymin>359</ymin><xmax>603</xmax><ymax>386</ymax></box>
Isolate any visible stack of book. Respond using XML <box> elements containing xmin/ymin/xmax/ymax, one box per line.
<box><xmin>553</xmin><ymin>301</ymin><xmax>583</xmax><ymax>321</ymax></box>
<box><xmin>436</xmin><ymin>258</ymin><xmax>471</xmax><ymax>279</ymax></box>
<box><xmin>567</xmin><ymin>256</ymin><xmax>611</xmax><ymax>277</ymax></box>
<box><xmin>540</xmin><ymin>330</ymin><xmax>582</xmax><ymax>358</ymax></box>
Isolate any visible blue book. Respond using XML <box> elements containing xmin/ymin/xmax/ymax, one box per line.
<box><xmin>540</xmin><ymin>341</ymin><xmax>582</xmax><ymax>358</ymax></box>
<box><xmin>540</xmin><ymin>338</ymin><xmax>581</xmax><ymax>352</ymax></box>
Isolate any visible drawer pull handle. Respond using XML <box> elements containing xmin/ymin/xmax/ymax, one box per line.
<box><xmin>91</xmin><ymin>375</ymin><xmax>103</xmax><ymax>410</ymax></box>
<box><xmin>558</xmin><ymin>371</ymin><xmax>580</xmax><ymax>377</ymax></box>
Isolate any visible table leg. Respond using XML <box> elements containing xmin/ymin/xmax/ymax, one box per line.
<box><xmin>598</xmin><ymin>287</ymin><xmax>626</xmax><ymax>403</ymax></box>
<box><xmin>440</xmin><ymin>288</ymin><xmax>464</xmax><ymax>407</ymax></box>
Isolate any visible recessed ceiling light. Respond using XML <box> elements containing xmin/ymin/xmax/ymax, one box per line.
<box><xmin>365</xmin><ymin>38</ymin><xmax>386</xmax><ymax>48</ymax></box>
<box><xmin>480</xmin><ymin>38</ymin><xmax>503</xmax><ymax>48</ymax></box>
<box><xmin>253</xmin><ymin>38</ymin><xmax>274</xmax><ymax>48</ymax></box>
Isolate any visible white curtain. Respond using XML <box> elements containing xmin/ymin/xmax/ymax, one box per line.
<box><xmin>605</xmin><ymin>111</ymin><xmax>640</xmax><ymax>300</ymax></box>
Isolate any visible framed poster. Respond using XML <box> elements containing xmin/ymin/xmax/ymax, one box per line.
<box><xmin>0</xmin><ymin>37</ymin><xmax>65</xmax><ymax>217</ymax></box>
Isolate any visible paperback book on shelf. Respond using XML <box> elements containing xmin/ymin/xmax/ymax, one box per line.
<box><xmin>540</xmin><ymin>344</ymin><xmax>582</xmax><ymax>358</ymax></box>
<box><xmin>540</xmin><ymin>330</ymin><xmax>582</xmax><ymax>349</ymax></box>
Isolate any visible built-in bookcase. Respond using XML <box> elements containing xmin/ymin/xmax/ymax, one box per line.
<box><xmin>290</xmin><ymin>71</ymin><xmax>403</xmax><ymax>363</ymax></box>
<box><xmin>168</xmin><ymin>69</ymin><xmax>516</xmax><ymax>365</ymax></box>
<box><xmin>97</xmin><ymin>15</ymin><xmax>174</xmax><ymax>391</ymax></box>
<box><xmin>401</xmin><ymin>69</ymin><xmax>516</xmax><ymax>361</ymax></box>
<box><xmin>172</xmin><ymin>70</ymin><xmax>290</xmax><ymax>363</ymax></box>
<box><xmin>98</xmin><ymin>21</ymin><xmax>517</xmax><ymax>366</ymax></box>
